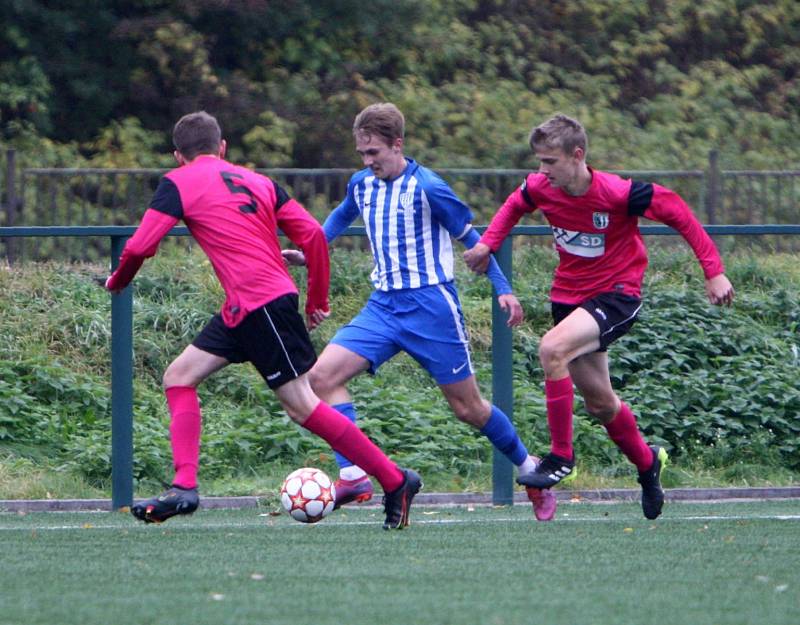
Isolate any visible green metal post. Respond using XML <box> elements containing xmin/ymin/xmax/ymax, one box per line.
<box><xmin>110</xmin><ymin>236</ymin><xmax>134</xmax><ymax>510</ymax></box>
<box><xmin>491</xmin><ymin>238</ymin><xmax>514</xmax><ymax>505</ymax></box>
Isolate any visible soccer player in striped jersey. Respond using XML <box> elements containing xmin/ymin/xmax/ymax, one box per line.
<box><xmin>105</xmin><ymin>111</ymin><xmax>421</xmax><ymax>529</ymax></box>
<box><xmin>464</xmin><ymin>113</ymin><xmax>735</xmax><ymax>519</ymax></box>
<box><xmin>284</xmin><ymin>102</ymin><xmax>557</xmax><ymax>521</ymax></box>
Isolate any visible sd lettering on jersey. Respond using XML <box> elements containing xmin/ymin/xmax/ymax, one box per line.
<box><xmin>552</xmin><ymin>227</ymin><xmax>605</xmax><ymax>258</ymax></box>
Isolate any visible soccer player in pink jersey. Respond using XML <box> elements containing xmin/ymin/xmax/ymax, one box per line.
<box><xmin>105</xmin><ymin>111</ymin><xmax>420</xmax><ymax>529</ymax></box>
<box><xmin>464</xmin><ymin>114</ymin><xmax>734</xmax><ymax>519</ymax></box>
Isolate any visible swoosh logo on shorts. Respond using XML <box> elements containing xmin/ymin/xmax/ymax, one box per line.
<box><xmin>452</xmin><ymin>362</ymin><xmax>468</xmax><ymax>374</ymax></box>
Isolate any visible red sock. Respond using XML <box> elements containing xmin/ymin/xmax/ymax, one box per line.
<box><xmin>165</xmin><ymin>386</ymin><xmax>202</xmax><ymax>489</ymax></box>
<box><xmin>545</xmin><ymin>376</ymin><xmax>574</xmax><ymax>458</ymax></box>
<box><xmin>603</xmin><ymin>402</ymin><xmax>653</xmax><ymax>472</ymax></box>
<box><xmin>303</xmin><ymin>402</ymin><xmax>404</xmax><ymax>492</ymax></box>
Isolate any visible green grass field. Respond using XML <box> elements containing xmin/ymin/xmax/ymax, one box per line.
<box><xmin>1</xmin><ymin>500</ymin><xmax>798</xmax><ymax>625</ymax></box>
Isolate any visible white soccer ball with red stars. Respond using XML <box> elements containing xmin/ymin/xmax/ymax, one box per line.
<box><xmin>280</xmin><ymin>467</ymin><xmax>336</xmax><ymax>523</ymax></box>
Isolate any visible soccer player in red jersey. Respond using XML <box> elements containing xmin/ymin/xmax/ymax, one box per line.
<box><xmin>464</xmin><ymin>114</ymin><xmax>734</xmax><ymax>519</ymax></box>
<box><xmin>105</xmin><ymin>111</ymin><xmax>420</xmax><ymax>529</ymax></box>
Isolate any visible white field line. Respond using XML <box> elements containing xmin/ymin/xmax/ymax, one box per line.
<box><xmin>1</xmin><ymin>512</ymin><xmax>799</xmax><ymax>532</ymax></box>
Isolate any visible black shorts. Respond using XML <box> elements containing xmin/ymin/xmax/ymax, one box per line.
<box><xmin>192</xmin><ymin>294</ymin><xmax>317</xmax><ymax>389</ymax></box>
<box><xmin>551</xmin><ymin>293</ymin><xmax>642</xmax><ymax>352</ymax></box>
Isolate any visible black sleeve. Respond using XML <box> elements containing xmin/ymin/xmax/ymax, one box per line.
<box><xmin>149</xmin><ymin>177</ymin><xmax>183</xmax><ymax>219</ymax></box>
<box><xmin>272</xmin><ymin>180</ymin><xmax>291</xmax><ymax>211</ymax></box>
<box><xmin>627</xmin><ymin>180</ymin><xmax>654</xmax><ymax>216</ymax></box>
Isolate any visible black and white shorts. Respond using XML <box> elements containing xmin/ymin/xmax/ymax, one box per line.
<box><xmin>192</xmin><ymin>294</ymin><xmax>317</xmax><ymax>389</ymax></box>
<box><xmin>551</xmin><ymin>292</ymin><xmax>642</xmax><ymax>352</ymax></box>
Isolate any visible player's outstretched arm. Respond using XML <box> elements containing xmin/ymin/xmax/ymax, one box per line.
<box><xmin>705</xmin><ymin>273</ymin><xmax>734</xmax><ymax>306</ymax></box>
<box><xmin>105</xmin><ymin>209</ymin><xmax>177</xmax><ymax>293</ymax></box>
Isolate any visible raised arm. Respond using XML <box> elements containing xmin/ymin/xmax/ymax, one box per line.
<box><xmin>464</xmin><ymin>180</ymin><xmax>534</xmax><ymax>274</ymax></box>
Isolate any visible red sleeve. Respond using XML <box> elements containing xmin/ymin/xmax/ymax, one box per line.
<box><xmin>479</xmin><ymin>181</ymin><xmax>537</xmax><ymax>252</ymax></box>
<box><xmin>643</xmin><ymin>184</ymin><xmax>724</xmax><ymax>279</ymax></box>
<box><xmin>106</xmin><ymin>209</ymin><xmax>178</xmax><ymax>291</ymax></box>
<box><xmin>277</xmin><ymin>198</ymin><xmax>330</xmax><ymax>315</ymax></box>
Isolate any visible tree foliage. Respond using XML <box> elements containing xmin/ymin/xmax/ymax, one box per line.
<box><xmin>1</xmin><ymin>0</ymin><xmax>799</xmax><ymax>170</ymax></box>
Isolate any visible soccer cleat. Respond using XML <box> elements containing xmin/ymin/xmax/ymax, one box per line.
<box><xmin>131</xmin><ymin>485</ymin><xmax>199</xmax><ymax>524</ymax></box>
<box><xmin>382</xmin><ymin>468</ymin><xmax>422</xmax><ymax>530</ymax></box>
<box><xmin>333</xmin><ymin>475</ymin><xmax>374</xmax><ymax>510</ymax></box>
<box><xmin>516</xmin><ymin>452</ymin><xmax>576</xmax><ymax>489</ymax></box>
<box><xmin>526</xmin><ymin>487</ymin><xmax>557</xmax><ymax>521</ymax></box>
<box><xmin>638</xmin><ymin>446</ymin><xmax>669</xmax><ymax>520</ymax></box>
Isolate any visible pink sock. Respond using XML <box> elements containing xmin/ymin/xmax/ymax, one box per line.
<box><xmin>603</xmin><ymin>402</ymin><xmax>653</xmax><ymax>472</ymax></box>
<box><xmin>545</xmin><ymin>376</ymin><xmax>574</xmax><ymax>458</ymax></box>
<box><xmin>302</xmin><ymin>402</ymin><xmax>404</xmax><ymax>492</ymax></box>
<box><xmin>165</xmin><ymin>386</ymin><xmax>202</xmax><ymax>489</ymax></box>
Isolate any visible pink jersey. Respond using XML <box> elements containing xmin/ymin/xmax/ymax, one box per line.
<box><xmin>480</xmin><ymin>169</ymin><xmax>724</xmax><ymax>304</ymax></box>
<box><xmin>107</xmin><ymin>155</ymin><xmax>329</xmax><ymax>327</ymax></box>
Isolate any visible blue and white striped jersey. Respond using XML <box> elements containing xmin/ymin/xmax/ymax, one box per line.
<box><xmin>324</xmin><ymin>158</ymin><xmax>473</xmax><ymax>291</ymax></box>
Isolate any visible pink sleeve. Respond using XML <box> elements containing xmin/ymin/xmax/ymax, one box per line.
<box><xmin>479</xmin><ymin>185</ymin><xmax>536</xmax><ymax>252</ymax></box>
<box><xmin>277</xmin><ymin>198</ymin><xmax>330</xmax><ymax>315</ymax></box>
<box><xmin>106</xmin><ymin>209</ymin><xmax>178</xmax><ymax>291</ymax></box>
<box><xmin>643</xmin><ymin>185</ymin><xmax>724</xmax><ymax>279</ymax></box>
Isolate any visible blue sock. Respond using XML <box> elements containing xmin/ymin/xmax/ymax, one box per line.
<box><xmin>332</xmin><ymin>402</ymin><xmax>357</xmax><ymax>468</ymax></box>
<box><xmin>480</xmin><ymin>405</ymin><xmax>529</xmax><ymax>466</ymax></box>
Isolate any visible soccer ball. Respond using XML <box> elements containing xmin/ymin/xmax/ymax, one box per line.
<box><xmin>280</xmin><ymin>467</ymin><xmax>336</xmax><ymax>523</ymax></box>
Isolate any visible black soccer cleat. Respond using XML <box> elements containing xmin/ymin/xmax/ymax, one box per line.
<box><xmin>637</xmin><ymin>446</ymin><xmax>669</xmax><ymax>520</ymax></box>
<box><xmin>131</xmin><ymin>485</ymin><xmax>200</xmax><ymax>524</ymax></box>
<box><xmin>382</xmin><ymin>468</ymin><xmax>422</xmax><ymax>530</ymax></box>
<box><xmin>516</xmin><ymin>452</ymin><xmax>576</xmax><ymax>489</ymax></box>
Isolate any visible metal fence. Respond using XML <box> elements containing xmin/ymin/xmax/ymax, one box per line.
<box><xmin>2</xmin><ymin>148</ymin><xmax>799</xmax><ymax>262</ymax></box>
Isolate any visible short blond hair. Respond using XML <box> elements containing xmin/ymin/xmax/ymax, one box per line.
<box><xmin>353</xmin><ymin>102</ymin><xmax>405</xmax><ymax>146</ymax></box>
<box><xmin>529</xmin><ymin>114</ymin><xmax>587</xmax><ymax>156</ymax></box>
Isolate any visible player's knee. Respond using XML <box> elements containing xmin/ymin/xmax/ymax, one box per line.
<box><xmin>538</xmin><ymin>337</ymin><xmax>568</xmax><ymax>373</ymax></box>
<box><xmin>451</xmin><ymin>399</ymin><xmax>489</xmax><ymax>428</ymax></box>
<box><xmin>584</xmin><ymin>399</ymin><xmax>617</xmax><ymax>423</ymax></box>
<box><xmin>162</xmin><ymin>362</ymin><xmax>195</xmax><ymax>388</ymax></box>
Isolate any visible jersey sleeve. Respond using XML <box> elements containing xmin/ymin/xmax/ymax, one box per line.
<box><xmin>106</xmin><ymin>207</ymin><xmax>179</xmax><ymax>291</ymax></box>
<box><xmin>479</xmin><ymin>178</ymin><xmax>537</xmax><ymax>252</ymax></box>
<box><xmin>275</xmin><ymin>190</ymin><xmax>330</xmax><ymax>314</ymax></box>
<box><xmin>632</xmin><ymin>182</ymin><xmax>725</xmax><ymax>279</ymax></box>
<box><xmin>423</xmin><ymin>173</ymin><xmax>474</xmax><ymax>239</ymax></box>
<box><xmin>323</xmin><ymin>179</ymin><xmax>361</xmax><ymax>243</ymax></box>
<box><xmin>459</xmin><ymin>227</ymin><xmax>512</xmax><ymax>295</ymax></box>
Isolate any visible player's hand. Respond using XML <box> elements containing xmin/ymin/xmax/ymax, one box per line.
<box><xmin>306</xmin><ymin>308</ymin><xmax>330</xmax><ymax>330</ymax></box>
<box><xmin>498</xmin><ymin>293</ymin><xmax>524</xmax><ymax>327</ymax></box>
<box><xmin>104</xmin><ymin>275</ymin><xmax>124</xmax><ymax>295</ymax></box>
<box><xmin>705</xmin><ymin>273</ymin><xmax>734</xmax><ymax>306</ymax></box>
<box><xmin>463</xmin><ymin>243</ymin><xmax>491</xmax><ymax>274</ymax></box>
<box><xmin>282</xmin><ymin>249</ymin><xmax>307</xmax><ymax>267</ymax></box>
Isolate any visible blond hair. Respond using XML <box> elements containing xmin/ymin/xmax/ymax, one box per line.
<box><xmin>529</xmin><ymin>114</ymin><xmax>587</xmax><ymax>156</ymax></box>
<box><xmin>353</xmin><ymin>102</ymin><xmax>405</xmax><ymax>146</ymax></box>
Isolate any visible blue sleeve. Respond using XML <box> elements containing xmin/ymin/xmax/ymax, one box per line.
<box><xmin>423</xmin><ymin>171</ymin><xmax>474</xmax><ymax>238</ymax></box>
<box><xmin>459</xmin><ymin>226</ymin><xmax>512</xmax><ymax>296</ymax></box>
<box><xmin>323</xmin><ymin>180</ymin><xmax>361</xmax><ymax>243</ymax></box>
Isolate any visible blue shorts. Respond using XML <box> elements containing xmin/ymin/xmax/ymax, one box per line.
<box><xmin>331</xmin><ymin>282</ymin><xmax>474</xmax><ymax>385</ymax></box>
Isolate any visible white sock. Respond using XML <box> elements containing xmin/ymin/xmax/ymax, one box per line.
<box><xmin>339</xmin><ymin>465</ymin><xmax>367</xmax><ymax>481</ymax></box>
<box><xmin>517</xmin><ymin>455</ymin><xmax>539</xmax><ymax>476</ymax></box>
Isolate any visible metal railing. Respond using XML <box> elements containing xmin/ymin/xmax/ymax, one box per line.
<box><xmin>3</xmin><ymin>149</ymin><xmax>800</xmax><ymax>262</ymax></box>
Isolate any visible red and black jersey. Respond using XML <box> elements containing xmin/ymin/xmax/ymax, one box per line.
<box><xmin>480</xmin><ymin>169</ymin><xmax>724</xmax><ymax>304</ymax></box>
<box><xmin>106</xmin><ymin>155</ymin><xmax>329</xmax><ymax>327</ymax></box>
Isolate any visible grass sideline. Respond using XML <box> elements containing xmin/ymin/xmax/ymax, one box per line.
<box><xmin>1</xmin><ymin>500</ymin><xmax>798</xmax><ymax>625</ymax></box>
